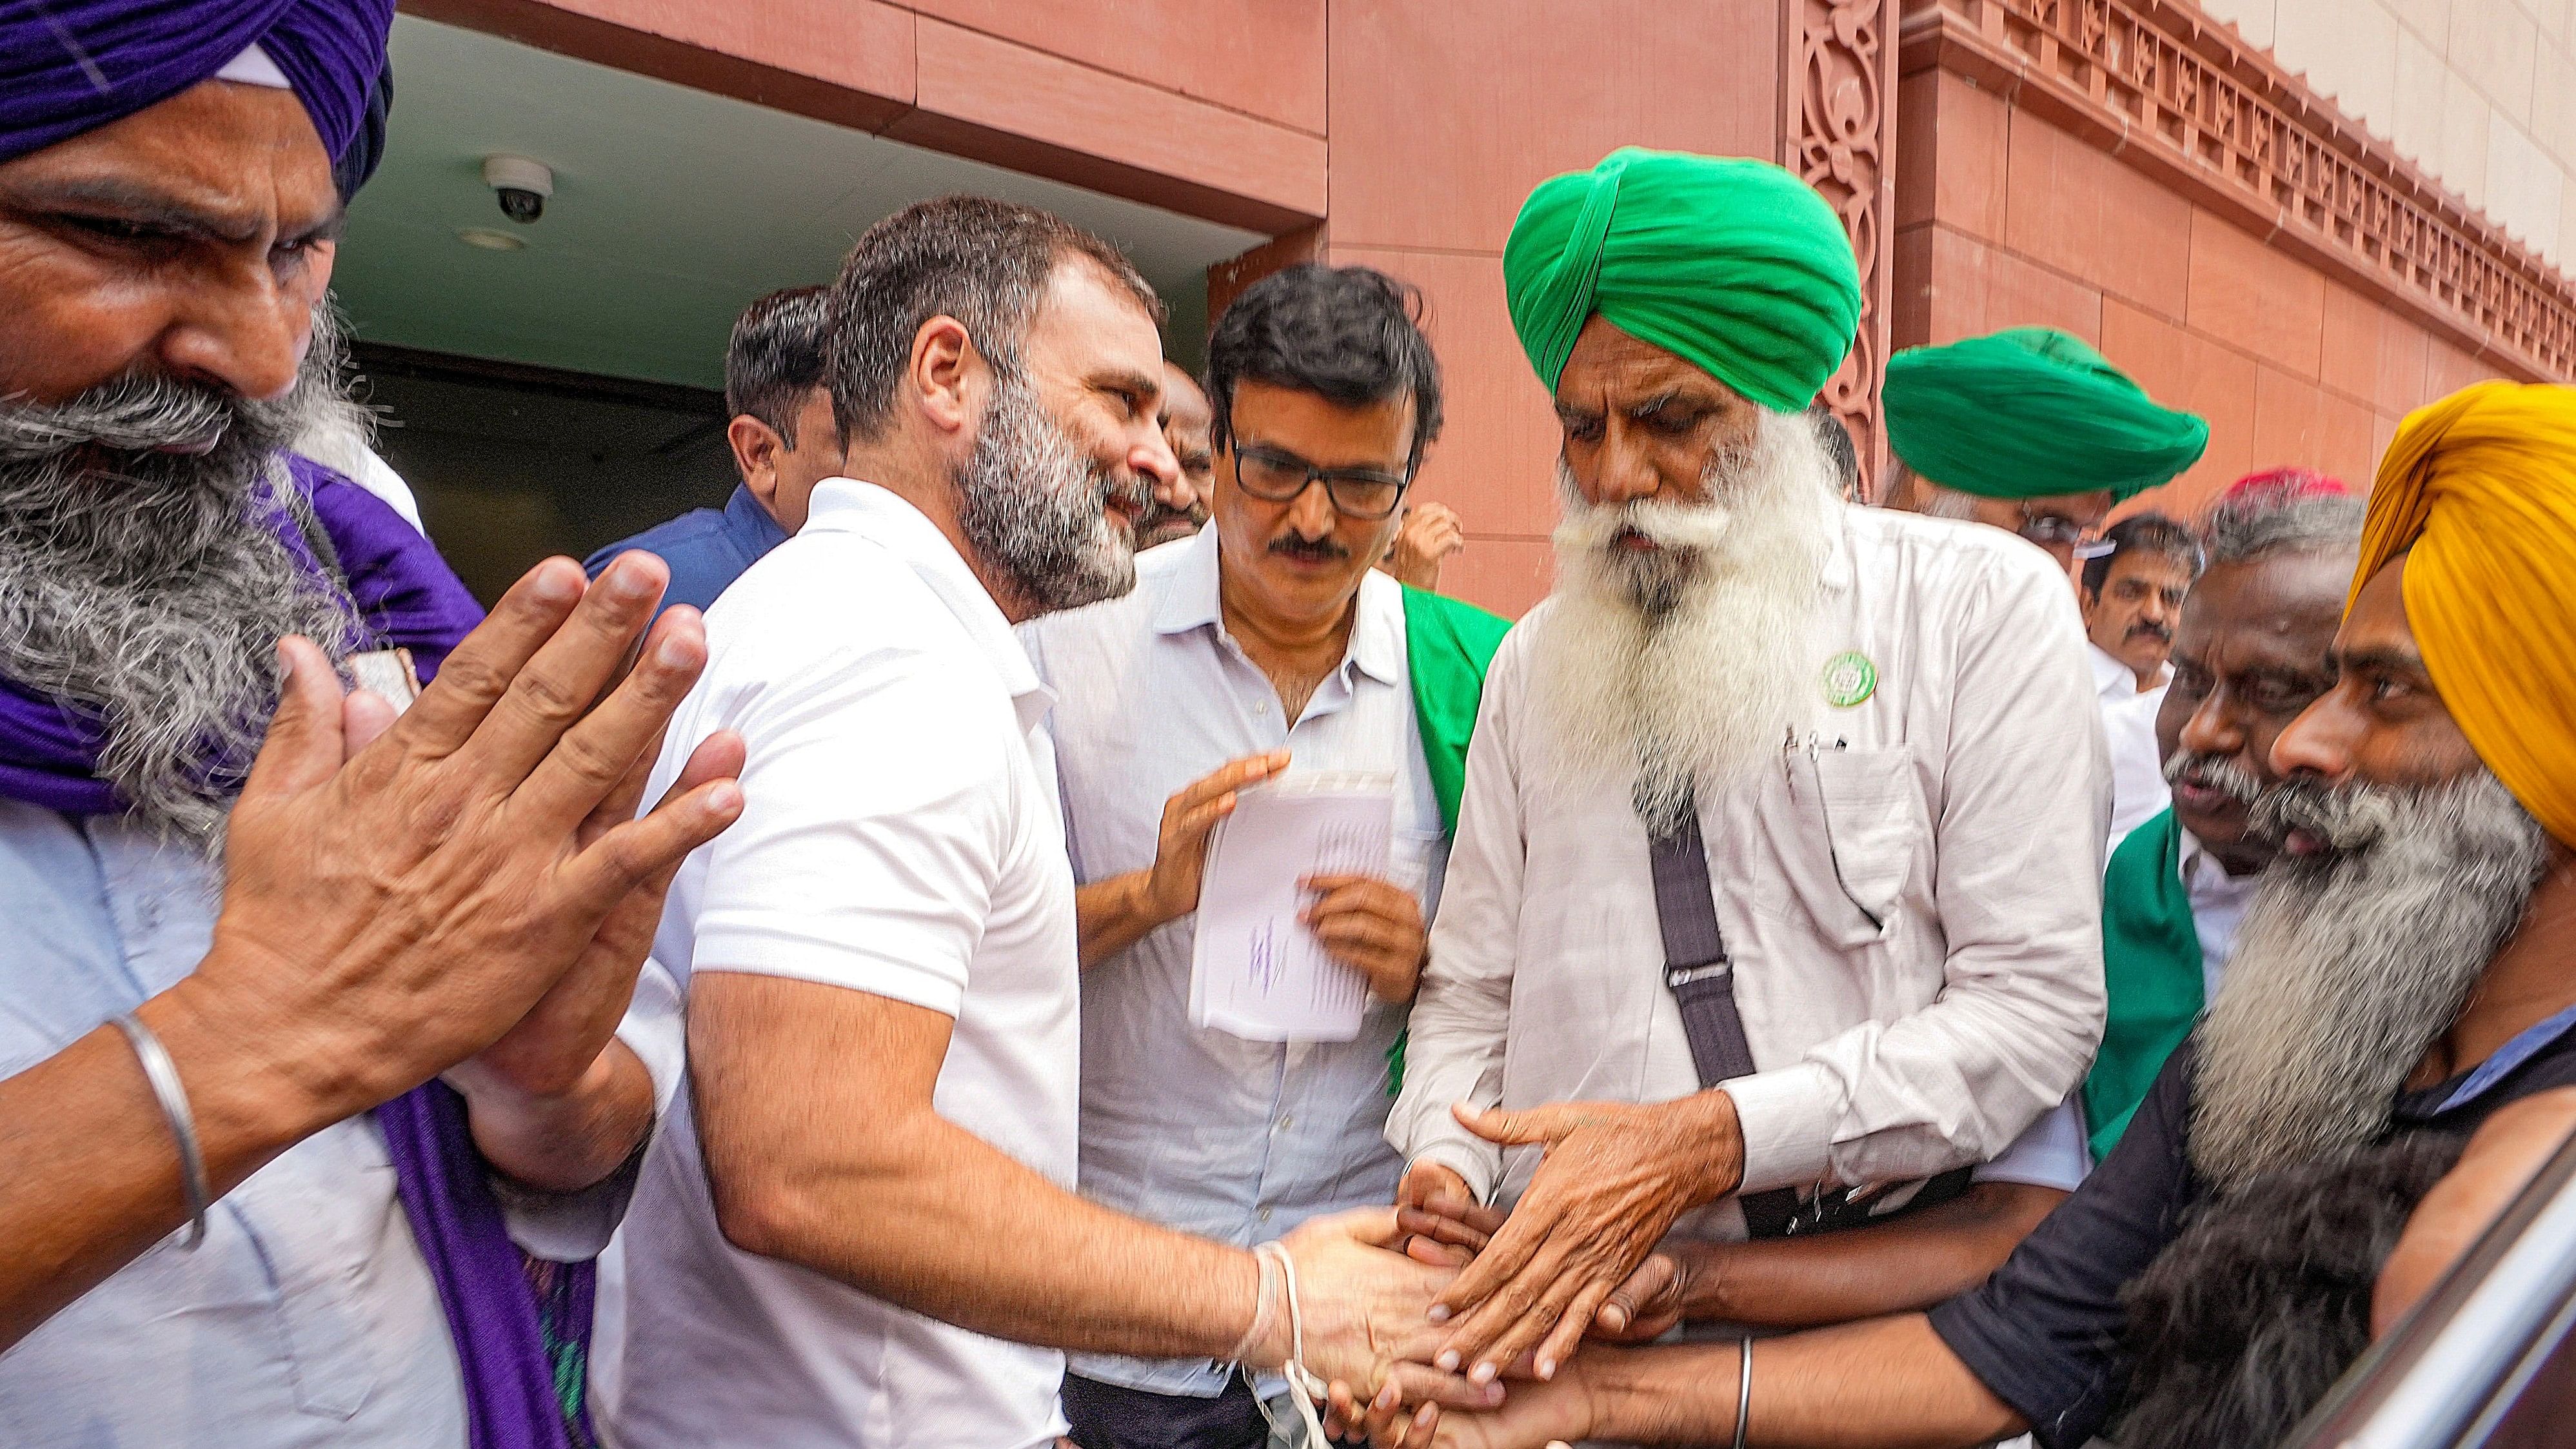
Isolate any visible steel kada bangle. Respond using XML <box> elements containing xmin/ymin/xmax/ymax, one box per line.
<box><xmin>112</xmin><ymin>1012</ymin><xmax>210</xmax><ymax>1250</ymax></box>
<box><xmin>1734</xmin><ymin>1334</ymin><xmax>1753</xmax><ymax>1449</ymax></box>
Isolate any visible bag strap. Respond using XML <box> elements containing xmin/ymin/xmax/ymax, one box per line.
<box><xmin>1646</xmin><ymin>803</ymin><xmax>1805</xmax><ymax>1237</ymax></box>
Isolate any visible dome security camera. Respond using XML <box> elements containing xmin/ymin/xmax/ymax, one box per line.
<box><xmin>482</xmin><ymin>155</ymin><xmax>554</xmax><ymax>226</ymax></box>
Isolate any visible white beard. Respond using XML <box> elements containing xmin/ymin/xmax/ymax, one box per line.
<box><xmin>1525</xmin><ymin>407</ymin><xmax>1839</xmax><ymax>834</ymax></box>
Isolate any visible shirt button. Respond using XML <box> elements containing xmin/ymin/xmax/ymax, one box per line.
<box><xmin>1258</xmin><ymin>1207</ymin><xmax>1274</xmax><ymax>1223</ymax></box>
<box><xmin>1275</xmin><ymin>1115</ymin><xmax>1294</xmax><ymax>1132</ymax></box>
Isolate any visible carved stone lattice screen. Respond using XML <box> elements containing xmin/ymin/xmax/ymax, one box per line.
<box><xmin>1787</xmin><ymin>0</ymin><xmax>1901</xmax><ymax>500</ymax></box>
<box><xmin>1911</xmin><ymin>0</ymin><xmax>2576</xmax><ymax>383</ymax></box>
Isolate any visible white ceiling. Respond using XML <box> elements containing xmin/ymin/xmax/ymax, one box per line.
<box><xmin>335</xmin><ymin>15</ymin><xmax>1266</xmax><ymax>389</ymax></box>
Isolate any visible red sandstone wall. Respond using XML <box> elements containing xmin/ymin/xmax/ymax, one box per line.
<box><xmin>1312</xmin><ymin>0</ymin><xmax>1788</xmax><ymax>617</ymax></box>
<box><xmin>1893</xmin><ymin>67</ymin><xmax>2511</xmax><ymax>520</ymax></box>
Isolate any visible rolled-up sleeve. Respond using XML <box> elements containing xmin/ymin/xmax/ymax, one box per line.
<box><xmin>1729</xmin><ymin>546</ymin><xmax>2111</xmax><ymax>1195</ymax></box>
<box><xmin>1386</xmin><ymin>638</ymin><xmax>1528</xmax><ymax>1203</ymax></box>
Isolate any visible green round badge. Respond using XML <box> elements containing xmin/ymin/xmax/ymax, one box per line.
<box><xmin>1821</xmin><ymin>650</ymin><xmax>1878</xmax><ymax>708</ymax></box>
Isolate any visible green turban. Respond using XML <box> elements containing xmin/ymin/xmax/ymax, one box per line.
<box><xmin>1503</xmin><ymin>147</ymin><xmax>1860</xmax><ymax>411</ymax></box>
<box><xmin>1884</xmin><ymin>327</ymin><xmax>2208</xmax><ymax>500</ymax></box>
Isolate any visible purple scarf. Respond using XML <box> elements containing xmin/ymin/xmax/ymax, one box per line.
<box><xmin>0</xmin><ymin>456</ymin><xmax>593</xmax><ymax>1449</ymax></box>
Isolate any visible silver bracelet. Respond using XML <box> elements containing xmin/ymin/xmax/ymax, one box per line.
<box><xmin>111</xmin><ymin>1013</ymin><xmax>209</xmax><ymax>1250</ymax></box>
<box><xmin>1734</xmin><ymin>1334</ymin><xmax>1753</xmax><ymax>1449</ymax></box>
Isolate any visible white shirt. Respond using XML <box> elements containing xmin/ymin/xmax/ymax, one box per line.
<box><xmin>2090</xmin><ymin>644</ymin><xmax>2171</xmax><ymax>845</ymax></box>
<box><xmin>0</xmin><ymin>800</ymin><xmax>681</xmax><ymax>1449</ymax></box>
<box><xmin>611</xmin><ymin>480</ymin><xmax>1080</xmax><ymax>1449</ymax></box>
<box><xmin>2178</xmin><ymin>826</ymin><xmax>2258</xmax><ymax>1001</ymax></box>
<box><xmin>1017</xmin><ymin>524</ymin><xmax>1443</xmax><ymax>1398</ymax></box>
<box><xmin>1391</xmin><ymin>508</ymin><xmax>2110</xmax><ymax>1232</ymax></box>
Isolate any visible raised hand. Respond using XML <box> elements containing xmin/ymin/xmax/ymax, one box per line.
<box><xmin>193</xmin><ymin>553</ymin><xmax>744</xmax><ymax>1135</ymax></box>
<box><xmin>1426</xmin><ymin>1093</ymin><xmax>1741</xmax><ymax>1385</ymax></box>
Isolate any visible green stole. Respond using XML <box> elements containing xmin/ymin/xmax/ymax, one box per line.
<box><xmin>2081</xmin><ymin>807</ymin><xmax>2205</xmax><ymax>1158</ymax></box>
<box><xmin>1386</xmin><ymin>586</ymin><xmax>1511</xmax><ymax>1094</ymax></box>
<box><xmin>1400</xmin><ymin>585</ymin><xmax>1512</xmax><ymax>833</ymax></box>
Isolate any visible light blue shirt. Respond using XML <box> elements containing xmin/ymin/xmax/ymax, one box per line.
<box><xmin>1018</xmin><ymin>525</ymin><xmax>1445</xmax><ymax>1399</ymax></box>
<box><xmin>0</xmin><ymin>798</ymin><xmax>681</xmax><ymax>1448</ymax></box>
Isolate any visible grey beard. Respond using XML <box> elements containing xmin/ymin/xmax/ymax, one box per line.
<box><xmin>2162</xmin><ymin>747</ymin><xmax>2263</xmax><ymax>804</ymax></box>
<box><xmin>0</xmin><ymin>308</ymin><xmax>361</xmax><ymax>851</ymax></box>
<box><xmin>2188</xmin><ymin>767</ymin><xmax>2552</xmax><ymax>1189</ymax></box>
<box><xmin>953</xmin><ymin>370</ymin><xmax>1145</xmax><ymax>616</ymax></box>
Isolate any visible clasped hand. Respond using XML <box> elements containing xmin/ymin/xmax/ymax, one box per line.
<box><xmin>1323</xmin><ymin>1091</ymin><xmax>1747</xmax><ymax>1445</ymax></box>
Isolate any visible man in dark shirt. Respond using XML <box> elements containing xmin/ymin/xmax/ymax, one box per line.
<box><xmin>1334</xmin><ymin>382</ymin><xmax>2576</xmax><ymax>1449</ymax></box>
<box><xmin>584</xmin><ymin>286</ymin><xmax>840</xmax><ymax>612</ymax></box>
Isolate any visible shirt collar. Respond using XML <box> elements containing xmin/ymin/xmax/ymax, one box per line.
<box><xmin>2438</xmin><ymin>1001</ymin><xmax>2576</xmax><ymax>1114</ymax></box>
<box><xmin>1151</xmin><ymin>524</ymin><xmax>1404</xmax><ymax>689</ymax></box>
<box><xmin>2175</xmin><ymin>825</ymin><xmax>2259</xmax><ymax>906</ymax></box>
<box><xmin>723</xmin><ymin>484</ymin><xmax>792</xmax><ymax>555</ymax></box>
<box><xmin>802</xmin><ymin>478</ymin><xmax>1053</xmax><ymax>733</ymax></box>
<box><xmin>2089</xmin><ymin>643</ymin><xmax>2136</xmax><ymax>698</ymax></box>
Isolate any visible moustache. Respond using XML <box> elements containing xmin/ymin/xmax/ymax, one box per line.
<box><xmin>2163</xmin><ymin>749</ymin><xmax>2263</xmax><ymax>805</ymax></box>
<box><xmin>1269</xmin><ymin>533</ymin><xmax>1349</xmax><ymax>562</ymax></box>
<box><xmin>0</xmin><ymin>371</ymin><xmax>247</xmax><ymax>465</ymax></box>
<box><xmin>2126</xmin><ymin>621</ymin><xmax>2174</xmax><ymax>643</ymax></box>
<box><xmin>2254</xmin><ymin>777</ymin><xmax>2400</xmax><ymax>857</ymax></box>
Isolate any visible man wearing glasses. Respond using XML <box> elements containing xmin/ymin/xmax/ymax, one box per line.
<box><xmin>1022</xmin><ymin>264</ymin><xmax>1507</xmax><ymax>1449</ymax></box>
<box><xmin>1877</xmin><ymin>328</ymin><xmax>2208</xmax><ymax>573</ymax></box>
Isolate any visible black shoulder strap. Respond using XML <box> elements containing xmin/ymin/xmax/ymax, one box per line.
<box><xmin>1647</xmin><ymin>802</ymin><xmax>1805</xmax><ymax>1237</ymax></box>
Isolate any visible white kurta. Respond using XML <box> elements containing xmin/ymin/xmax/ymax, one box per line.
<box><xmin>1389</xmin><ymin>506</ymin><xmax>2110</xmax><ymax>1230</ymax></box>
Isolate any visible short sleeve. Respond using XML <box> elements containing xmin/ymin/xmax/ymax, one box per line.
<box><xmin>686</xmin><ymin>638</ymin><xmax>1016</xmax><ymax>1018</ymax></box>
<box><xmin>1928</xmin><ymin>1041</ymin><xmax>2203</xmax><ymax>1448</ymax></box>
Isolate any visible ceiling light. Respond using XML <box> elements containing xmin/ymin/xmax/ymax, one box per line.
<box><xmin>457</xmin><ymin>228</ymin><xmax>526</xmax><ymax>251</ymax></box>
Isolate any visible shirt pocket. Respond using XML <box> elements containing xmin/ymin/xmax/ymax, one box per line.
<box><xmin>1781</xmin><ymin>744</ymin><xmax>1924</xmax><ymax>948</ymax></box>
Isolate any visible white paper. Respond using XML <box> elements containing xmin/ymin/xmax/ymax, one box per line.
<box><xmin>1190</xmin><ymin>773</ymin><xmax>1394</xmax><ymax>1043</ymax></box>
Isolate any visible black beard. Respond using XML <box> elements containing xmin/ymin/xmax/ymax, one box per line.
<box><xmin>0</xmin><ymin>309</ymin><xmax>362</xmax><ymax>850</ymax></box>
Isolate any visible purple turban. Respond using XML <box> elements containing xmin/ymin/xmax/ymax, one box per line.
<box><xmin>2</xmin><ymin>0</ymin><xmax>395</xmax><ymax>175</ymax></box>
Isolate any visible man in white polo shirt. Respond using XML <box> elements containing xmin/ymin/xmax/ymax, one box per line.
<box><xmin>612</xmin><ymin>199</ymin><xmax>1469</xmax><ymax>1449</ymax></box>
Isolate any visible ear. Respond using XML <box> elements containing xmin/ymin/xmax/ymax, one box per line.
<box><xmin>908</xmin><ymin>315</ymin><xmax>980</xmax><ymax>442</ymax></box>
<box><xmin>728</xmin><ymin>415</ymin><xmax>787</xmax><ymax>506</ymax></box>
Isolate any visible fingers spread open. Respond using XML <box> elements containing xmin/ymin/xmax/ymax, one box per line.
<box><xmin>460</xmin><ymin>553</ymin><xmax>670</xmax><ymax>788</ymax></box>
<box><xmin>1433</xmin><ymin>1209</ymin><xmax>1551</xmax><ymax>1335</ymax></box>
<box><xmin>399</xmin><ymin>558</ymin><xmax>587</xmax><ymax>754</ymax></box>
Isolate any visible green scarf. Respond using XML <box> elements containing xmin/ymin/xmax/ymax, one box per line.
<box><xmin>1386</xmin><ymin>586</ymin><xmax>1511</xmax><ymax>1095</ymax></box>
<box><xmin>2081</xmin><ymin>807</ymin><xmax>2206</xmax><ymax>1158</ymax></box>
<box><xmin>1402</xmin><ymin>586</ymin><xmax>1511</xmax><ymax>833</ymax></box>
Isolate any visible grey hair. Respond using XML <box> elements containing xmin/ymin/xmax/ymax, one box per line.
<box><xmin>2199</xmin><ymin>489</ymin><xmax>2367</xmax><ymax>567</ymax></box>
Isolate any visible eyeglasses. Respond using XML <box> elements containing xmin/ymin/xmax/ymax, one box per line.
<box><xmin>2017</xmin><ymin>510</ymin><xmax>2094</xmax><ymax>547</ymax></box>
<box><xmin>1231</xmin><ymin>442</ymin><xmax>1412</xmax><ymax>520</ymax></box>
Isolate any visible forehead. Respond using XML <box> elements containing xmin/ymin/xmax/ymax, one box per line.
<box><xmin>1161</xmin><ymin>366</ymin><xmax>1212</xmax><ymax>429</ymax></box>
<box><xmin>2104</xmin><ymin>547</ymin><xmax>2194</xmax><ymax>585</ymax></box>
<box><xmin>1229</xmin><ymin>377</ymin><xmax>1414</xmax><ymax>464</ymax></box>
<box><xmin>2337</xmin><ymin>553</ymin><xmax>2419</xmax><ymax>658</ymax></box>
<box><xmin>0</xmin><ymin>81</ymin><xmax>335</xmax><ymax>230</ymax></box>
<box><xmin>1554</xmin><ymin>315</ymin><xmax>1739</xmax><ymax>407</ymax></box>
<box><xmin>1024</xmin><ymin>256</ymin><xmax>1163</xmax><ymax>370</ymax></box>
<box><xmin>2177</xmin><ymin>551</ymin><xmax>2350</xmax><ymax>658</ymax></box>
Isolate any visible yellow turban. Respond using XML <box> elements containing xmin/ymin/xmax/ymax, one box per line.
<box><xmin>2358</xmin><ymin>380</ymin><xmax>2576</xmax><ymax>845</ymax></box>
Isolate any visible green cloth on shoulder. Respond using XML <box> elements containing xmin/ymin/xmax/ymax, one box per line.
<box><xmin>1388</xmin><ymin>586</ymin><xmax>1510</xmax><ymax>1098</ymax></box>
<box><xmin>1884</xmin><ymin>326</ymin><xmax>2208</xmax><ymax>502</ymax></box>
<box><xmin>1503</xmin><ymin>147</ymin><xmax>1861</xmax><ymax>411</ymax></box>
<box><xmin>1402</xmin><ymin>585</ymin><xmax>1512</xmax><ymax>836</ymax></box>
<box><xmin>2081</xmin><ymin>807</ymin><xmax>2207</xmax><ymax>1159</ymax></box>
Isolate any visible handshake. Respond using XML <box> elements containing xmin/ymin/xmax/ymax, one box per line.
<box><xmin>1266</xmin><ymin>1091</ymin><xmax>1748</xmax><ymax>1448</ymax></box>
